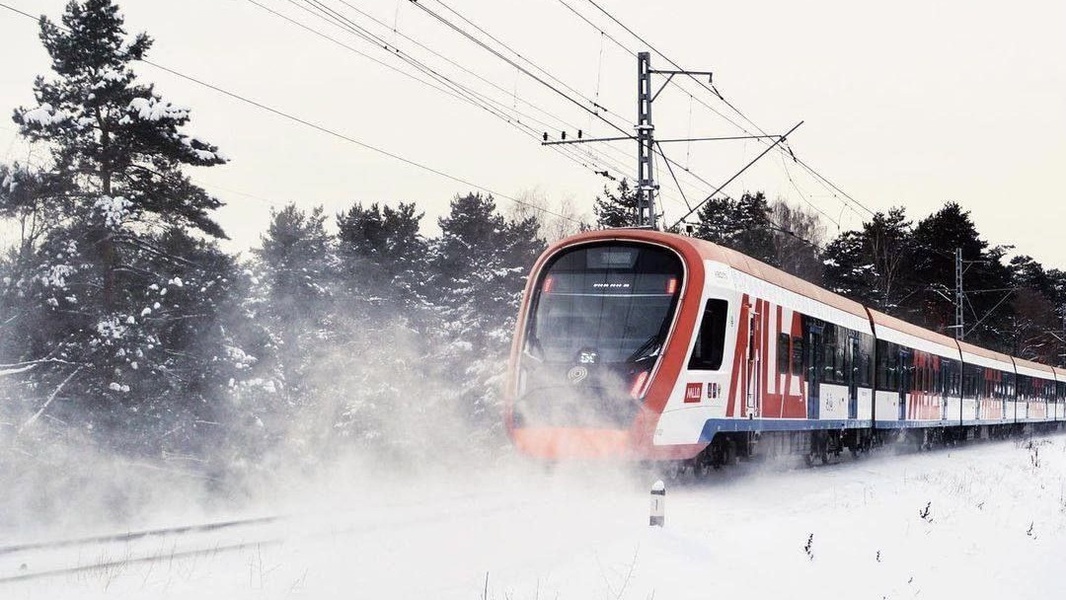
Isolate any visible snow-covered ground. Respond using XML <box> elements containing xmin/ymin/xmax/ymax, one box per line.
<box><xmin>4</xmin><ymin>435</ymin><xmax>1065</xmax><ymax>599</ymax></box>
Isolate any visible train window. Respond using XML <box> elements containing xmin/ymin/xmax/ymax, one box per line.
<box><xmin>777</xmin><ymin>333</ymin><xmax>790</xmax><ymax>374</ymax></box>
<box><xmin>791</xmin><ymin>336</ymin><xmax>804</xmax><ymax>376</ymax></box>
<box><xmin>823</xmin><ymin>341</ymin><xmax>837</xmax><ymax>383</ymax></box>
<box><xmin>688</xmin><ymin>299</ymin><xmax>729</xmax><ymax>370</ymax></box>
<box><xmin>857</xmin><ymin>350</ymin><xmax>872</xmax><ymax>387</ymax></box>
<box><xmin>875</xmin><ymin>340</ymin><xmax>889</xmax><ymax>389</ymax></box>
<box><xmin>526</xmin><ymin>243</ymin><xmax>684</xmax><ymax>365</ymax></box>
<box><xmin>834</xmin><ymin>337</ymin><xmax>846</xmax><ymax>384</ymax></box>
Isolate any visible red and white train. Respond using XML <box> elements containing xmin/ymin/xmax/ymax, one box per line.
<box><xmin>504</xmin><ymin>229</ymin><xmax>1065</xmax><ymax>467</ymax></box>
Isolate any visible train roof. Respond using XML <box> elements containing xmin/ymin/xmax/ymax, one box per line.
<box><xmin>956</xmin><ymin>339</ymin><xmax>1016</xmax><ymax>371</ymax></box>
<box><xmin>867</xmin><ymin>309</ymin><xmax>960</xmax><ymax>356</ymax></box>
<box><xmin>553</xmin><ymin>228</ymin><xmax>871</xmax><ymax>322</ymax></box>
<box><xmin>547</xmin><ymin>228</ymin><xmax>1060</xmax><ymax>375</ymax></box>
<box><xmin>1012</xmin><ymin>355</ymin><xmax>1057</xmax><ymax>379</ymax></box>
<box><xmin>957</xmin><ymin>339</ymin><xmax>1015</xmax><ymax>365</ymax></box>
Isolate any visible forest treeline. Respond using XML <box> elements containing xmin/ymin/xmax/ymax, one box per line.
<box><xmin>1</xmin><ymin>1</ymin><xmax>1062</xmax><ymax>474</ymax></box>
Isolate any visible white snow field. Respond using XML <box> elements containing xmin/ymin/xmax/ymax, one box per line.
<box><xmin>3</xmin><ymin>435</ymin><xmax>1065</xmax><ymax>599</ymax></box>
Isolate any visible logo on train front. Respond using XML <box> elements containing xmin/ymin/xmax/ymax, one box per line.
<box><xmin>685</xmin><ymin>382</ymin><xmax>703</xmax><ymax>403</ymax></box>
<box><xmin>567</xmin><ymin>366</ymin><xmax>589</xmax><ymax>384</ymax></box>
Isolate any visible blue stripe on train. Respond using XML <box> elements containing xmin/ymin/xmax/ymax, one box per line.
<box><xmin>698</xmin><ymin>416</ymin><xmax>1065</xmax><ymax>442</ymax></box>
<box><xmin>698</xmin><ymin>418</ymin><xmax>873</xmax><ymax>442</ymax></box>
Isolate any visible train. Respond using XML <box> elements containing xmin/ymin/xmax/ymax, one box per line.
<box><xmin>503</xmin><ymin>228</ymin><xmax>1065</xmax><ymax>469</ymax></box>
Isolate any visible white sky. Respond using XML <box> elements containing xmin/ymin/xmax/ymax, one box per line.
<box><xmin>1</xmin><ymin>0</ymin><xmax>1064</xmax><ymax>269</ymax></box>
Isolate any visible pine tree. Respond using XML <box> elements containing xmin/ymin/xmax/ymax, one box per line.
<box><xmin>822</xmin><ymin>207</ymin><xmax>915</xmax><ymax>314</ymax></box>
<box><xmin>252</xmin><ymin>203</ymin><xmax>334</xmax><ymax>402</ymax></box>
<box><xmin>336</xmin><ymin>201</ymin><xmax>427</xmax><ymax>317</ymax></box>
<box><xmin>429</xmin><ymin>193</ymin><xmax>544</xmax><ymax>438</ymax></box>
<box><xmin>593</xmin><ymin>179</ymin><xmax>639</xmax><ymax>228</ymax></box>
<box><xmin>0</xmin><ymin>1</ymin><xmax>247</xmax><ymax>456</ymax></box>
<box><xmin>909</xmin><ymin>202</ymin><xmax>1012</xmax><ymax>346</ymax></box>
<box><xmin>692</xmin><ymin>192</ymin><xmax>776</xmax><ymax>264</ymax></box>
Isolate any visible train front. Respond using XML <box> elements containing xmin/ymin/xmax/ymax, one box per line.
<box><xmin>504</xmin><ymin>230</ymin><xmax>703</xmax><ymax>460</ymax></box>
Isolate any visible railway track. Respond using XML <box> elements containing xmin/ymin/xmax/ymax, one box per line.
<box><xmin>0</xmin><ymin>514</ymin><xmax>287</xmax><ymax>584</ymax></box>
<box><xmin>0</xmin><ymin>489</ymin><xmax>547</xmax><ymax>585</ymax></box>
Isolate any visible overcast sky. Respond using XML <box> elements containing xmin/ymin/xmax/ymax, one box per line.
<box><xmin>1</xmin><ymin>0</ymin><xmax>1063</xmax><ymax>268</ymax></box>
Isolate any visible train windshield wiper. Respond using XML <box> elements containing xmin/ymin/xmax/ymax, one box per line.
<box><xmin>524</xmin><ymin>332</ymin><xmax>545</xmax><ymax>362</ymax></box>
<box><xmin>626</xmin><ymin>335</ymin><xmax>662</xmax><ymax>364</ymax></box>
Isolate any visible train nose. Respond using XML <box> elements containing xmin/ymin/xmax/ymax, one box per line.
<box><xmin>511</xmin><ymin>427</ymin><xmax>632</xmax><ymax>459</ymax></box>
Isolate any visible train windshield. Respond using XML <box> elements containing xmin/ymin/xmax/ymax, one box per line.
<box><xmin>526</xmin><ymin>243</ymin><xmax>683</xmax><ymax>365</ymax></box>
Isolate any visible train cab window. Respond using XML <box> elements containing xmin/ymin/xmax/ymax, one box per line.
<box><xmin>688</xmin><ymin>299</ymin><xmax>729</xmax><ymax>370</ymax></box>
<box><xmin>526</xmin><ymin>243</ymin><xmax>683</xmax><ymax>365</ymax></box>
<box><xmin>777</xmin><ymin>333</ymin><xmax>790</xmax><ymax>374</ymax></box>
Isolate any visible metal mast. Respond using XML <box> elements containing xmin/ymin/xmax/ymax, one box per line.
<box><xmin>955</xmin><ymin>247</ymin><xmax>965</xmax><ymax>340</ymax></box>
<box><xmin>542</xmin><ymin>53</ymin><xmax>793</xmax><ymax>231</ymax></box>
<box><xmin>636</xmin><ymin>51</ymin><xmax>657</xmax><ymax>228</ymax></box>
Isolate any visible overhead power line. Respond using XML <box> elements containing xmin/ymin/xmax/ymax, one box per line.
<box><xmin>409</xmin><ymin>0</ymin><xmax>631</xmax><ymax>139</ymax></box>
<box><xmin>0</xmin><ymin>1</ymin><xmax>582</xmax><ymax>224</ymax></box>
<box><xmin>142</xmin><ymin>62</ymin><xmax>585</xmax><ymax>223</ymax></box>
<box><xmin>404</xmin><ymin>0</ymin><xmax>715</xmax><ymax>211</ymax></box>
<box><xmin>259</xmin><ymin>0</ymin><xmax>663</xmax><ymax>203</ymax></box>
<box><xmin>574</xmin><ymin>0</ymin><xmax>878</xmax><ymax>220</ymax></box>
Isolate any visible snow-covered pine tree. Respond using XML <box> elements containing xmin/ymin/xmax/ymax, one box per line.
<box><xmin>1</xmin><ymin>0</ymin><xmax>250</xmax><ymax>457</ymax></box>
<box><xmin>821</xmin><ymin>207</ymin><xmax>915</xmax><ymax>313</ymax></box>
<box><xmin>329</xmin><ymin>202</ymin><xmax>447</xmax><ymax>462</ymax></box>
<box><xmin>428</xmin><ymin>193</ymin><xmax>544</xmax><ymax>445</ymax></box>
<box><xmin>593</xmin><ymin>179</ymin><xmax>639</xmax><ymax>229</ymax></box>
<box><xmin>251</xmin><ymin>204</ymin><xmax>334</xmax><ymax>404</ymax></box>
<box><xmin>336</xmin><ymin>201</ymin><xmax>428</xmax><ymax>319</ymax></box>
<box><xmin>692</xmin><ymin>192</ymin><xmax>776</xmax><ymax>264</ymax></box>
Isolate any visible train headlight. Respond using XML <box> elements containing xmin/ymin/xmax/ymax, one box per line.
<box><xmin>630</xmin><ymin>370</ymin><xmax>651</xmax><ymax>399</ymax></box>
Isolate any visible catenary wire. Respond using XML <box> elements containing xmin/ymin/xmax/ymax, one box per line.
<box><xmin>0</xmin><ymin>1</ymin><xmax>583</xmax><ymax>224</ymax></box>
<box><xmin>281</xmin><ymin>0</ymin><xmax>647</xmax><ymax>196</ymax></box>
<box><xmin>576</xmin><ymin>0</ymin><xmax>878</xmax><ymax>219</ymax></box>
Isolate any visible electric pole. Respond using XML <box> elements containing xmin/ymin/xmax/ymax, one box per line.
<box><xmin>955</xmin><ymin>247</ymin><xmax>965</xmax><ymax>340</ymax></box>
<box><xmin>541</xmin><ymin>52</ymin><xmax>794</xmax><ymax>230</ymax></box>
<box><xmin>636</xmin><ymin>52</ymin><xmax>657</xmax><ymax>228</ymax></box>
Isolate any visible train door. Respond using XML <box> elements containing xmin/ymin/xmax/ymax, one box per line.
<box><xmin>847</xmin><ymin>336</ymin><xmax>859</xmax><ymax>419</ymax></box>
<box><xmin>746</xmin><ymin>301</ymin><xmax>761</xmax><ymax>418</ymax></box>
<box><xmin>806</xmin><ymin>321</ymin><xmax>823</xmax><ymax>420</ymax></box>
<box><xmin>898</xmin><ymin>349</ymin><xmax>911</xmax><ymax>421</ymax></box>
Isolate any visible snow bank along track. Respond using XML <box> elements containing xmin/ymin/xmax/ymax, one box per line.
<box><xmin>0</xmin><ymin>490</ymin><xmax>542</xmax><ymax>584</ymax></box>
<box><xmin>649</xmin><ymin>426</ymin><xmax>1066</xmax><ymax>484</ymax></box>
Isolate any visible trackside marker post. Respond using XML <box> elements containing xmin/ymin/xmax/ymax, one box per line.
<box><xmin>650</xmin><ymin>480</ymin><xmax>665</xmax><ymax>527</ymax></box>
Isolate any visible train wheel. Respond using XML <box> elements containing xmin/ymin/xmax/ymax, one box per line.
<box><xmin>692</xmin><ymin>459</ymin><xmax>711</xmax><ymax>479</ymax></box>
<box><xmin>667</xmin><ymin>461</ymin><xmax>688</xmax><ymax>481</ymax></box>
